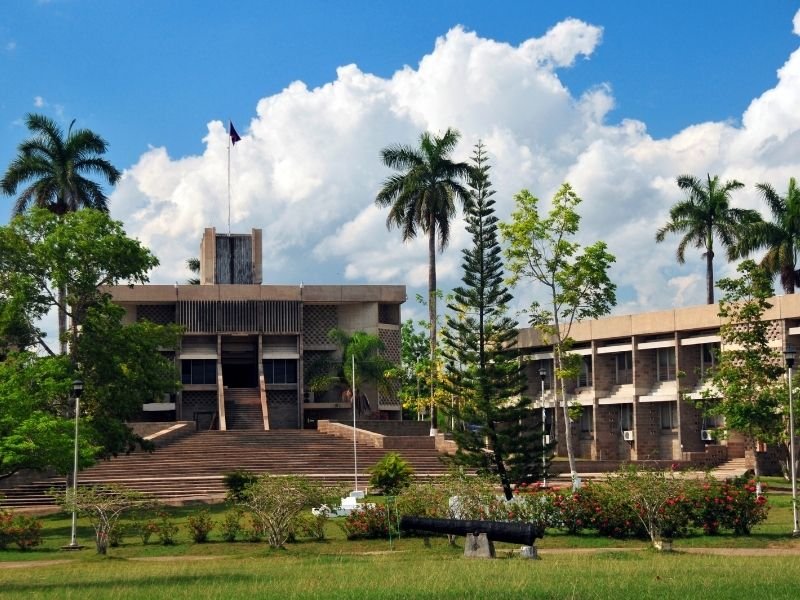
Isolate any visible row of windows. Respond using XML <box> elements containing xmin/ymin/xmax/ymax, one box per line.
<box><xmin>567</xmin><ymin>403</ymin><xmax>679</xmax><ymax>433</ymax></box>
<box><xmin>538</xmin><ymin>343</ymin><xmax>719</xmax><ymax>388</ymax></box>
<box><xmin>181</xmin><ymin>359</ymin><xmax>298</xmax><ymax>385</ymax></box>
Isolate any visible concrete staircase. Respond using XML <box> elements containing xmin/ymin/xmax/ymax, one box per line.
<box><xmin>0</xmin><ymin>429</ymin><xmax>449</xmax><ymax>508</ymax></box>
<box><xmin>224</xmin><ymin>388</ymin><xmax>263</xmax><ymax>430</ymax></box>
<box><xmin>709</xmin><ymin>457</ymin><xmax>748</xmax><ymax>480</ymax></box>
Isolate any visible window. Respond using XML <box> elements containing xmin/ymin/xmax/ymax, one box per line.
<box><xmin>181</xmin><ymin>359</ymin><xmax>216</xmax><ymax>385</ymax></box>
<box><xmin>616</xmin><ymin>352</ymin><xmax>632</xmax><ymax>384</ymax></box>
<box><xmin>263</xmin><ymin>359</ymin><xmax>298</xmax><ymax>384</ymax></box>
<box><xmin>660</xmin><ymin>402</ymin><xmax>678</xmax><ymax>430</ymax></box>
<box><xmin>701</xmin><ymin>343</ymin><xmax>718</xmax><ymax>379</ymax></box>
<box><xmin>577</xmin><ymin>357</ymin><xmax>592</xmax><ymax>387</ymax></box>
<box><xmin>619</xmin><ymin>404</ymin><xmax>633</xmax><ymax>431</ymax></box>
<box><xmin>580</xmin><ymin>406</ymin><xmax>594</xmax><ymax>433</ymax></box>
<box><xmin>538</xmin><ymin>360</ymin><xmax>553</xmax><ymax>390</ymax></box>
<box><xmin>657</xmin><ymin>348</ymin><xmax>676</xmax><ymax>381</ymax></box>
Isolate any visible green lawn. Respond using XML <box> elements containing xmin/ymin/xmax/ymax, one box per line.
<box><xmin>1</xmin><ymin>495</ymin><xmax>799</xmax><ymax>599</ymax></box>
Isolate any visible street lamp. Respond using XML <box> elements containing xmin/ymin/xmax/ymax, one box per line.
<box><xmin>64</xmin><ymin>379</ymin><xmax>83</xmax><ymax>550</ymax></box>
<box><xmin>539</xmin><ymin>367</ymin><xmax>547</xmax><ymax>487</ymax></box>
<box><xmin>784</xmin><ymin>348</ymin><xmax>799</xmax><ymax>537</ymax></box>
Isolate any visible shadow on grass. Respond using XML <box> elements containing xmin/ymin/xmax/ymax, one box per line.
<box><xmin>1</xmin><ymin>573</ymin><xmax>263</xmax><ymax>594</ymax></box>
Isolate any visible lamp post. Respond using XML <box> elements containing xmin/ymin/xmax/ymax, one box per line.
<box><xmin>65</xmin><ymin>379</ymin><xmax>83</xmax><ymax>550</ymax></box>
<box><xmin>352</xmin><ymin>355</ymin><xmax>358</xmax><ymax>495</ymax></box>
<box><xmin>539</xmin><ymin>367</ymin><xmax>547</xmax><ymax>487</ymax></box>
<box><xmin>785</xmin><ymin>348</ymin><xmax>799</xmax><ymax>537</ymax></box>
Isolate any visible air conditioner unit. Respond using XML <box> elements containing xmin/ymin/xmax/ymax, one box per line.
<box><xmin>622</xmin><ymin>430</ymin><xmax>634</xmax><ymax>442</ymax></box>
<box><xmin>700</xmin><ymin>430</ymin><xmax>714</xmax><ymax>441</ymax></box>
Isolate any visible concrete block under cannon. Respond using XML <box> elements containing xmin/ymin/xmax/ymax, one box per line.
<box><xmin>398</xmin><ymin>516</ymin><xmax>542</xmax><ymax>559</ymax></box>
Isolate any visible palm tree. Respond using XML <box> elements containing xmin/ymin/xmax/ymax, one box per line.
<box><xmin>731</xmin><ymin>178</ymin><xmax>800</xmax><ymax>294</ymax></box>
<box><xmin>186</xmin><ymin>257</ymin><xmax>201</xmax><ymax>285</ymax></box>
<box><xmin>2</xmin><ymin>113</ymin><xmax>121</xmax><ymax>352</ymax></box>
<box><xmin>655</xmin><ymin>174</ymin><xmax>758</xmax><ymax>304</ymax></box>
<box><xmin>375</xmin><ymin>128</ymin><xmax>472</xmax><ymax>433</ymax></box>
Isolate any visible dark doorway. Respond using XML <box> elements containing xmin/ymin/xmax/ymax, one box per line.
<box><xmin>222</xmin><ymin>362</ymin><xmax>257</xmax><ymax>387</ymax></box>
<box><xmin>221</xmin><ymin>336</ymin><xmax>258</xmax><ymax>388</ymax></box>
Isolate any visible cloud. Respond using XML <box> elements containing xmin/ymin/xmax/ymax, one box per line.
<box><xmin>33</xmin><ymin>96</ymin><xmax>46</xmax><ymax>108</ymax></box>
<box><xmin>5</xmin><ymin>41</ymin><xmax>16</xmax><ymax>52</ymax></box>
<box><xmin>111</xmin><ymin>16</ymin><xmax>800</xmax><ymax>318</ymax></box>
<box><xmin>794</xmin><ymin>8</ymin><xmax>800</xmax><ymax>36</ymax></box>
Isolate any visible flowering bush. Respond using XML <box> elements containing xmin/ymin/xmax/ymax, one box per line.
<box><xmin>0</xmin><ymin>511</ymin><xmax>42</xmax><ymax>551</ymax></box>
<box><xmin>341</xmin><ymin>504</ymin><xmax>397</xmax><ymax>540</ymax></box>
<box><xmin>187</xmin><ymin>509</ymin><xmax>214</xmax><ymax>543</ymax></box>
<box><xmin>689</xmin><ymin>477</ymin><xmax>769</xmax><ymax>535</ymax></box>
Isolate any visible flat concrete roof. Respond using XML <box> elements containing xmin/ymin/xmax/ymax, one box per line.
<box><xmin>104</xmin><ymin>284</ymin><xmax>407</xmax><ymax>304</ymax></box>
<box><xmin>518</xmin><ymin>292</ymin><xmax>800</xmax><ymax>348</ymax></box>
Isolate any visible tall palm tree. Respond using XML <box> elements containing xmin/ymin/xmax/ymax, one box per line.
<box><xmin>731</xmin><ymin>178</ymin><xmax>800</xmax><ymax>294</ymax></box>
<box><xmin>2</xmin><ymin>113</ymin><xmax>121</xmax><ymax>352</ymax></box>
<box><xmin>375</xmin><ymin>128</ymin><xmax>472</xmax><ymax>433</ymax></box>
<box><xmin>655</xmin><ymin>174</ymin><xmax>758</xmax><ymax>304</ymax></box>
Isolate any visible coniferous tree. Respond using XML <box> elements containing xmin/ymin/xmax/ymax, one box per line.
<box><xmin>442</xmin><ymin>142</ymin><xmax>546</xmax><ymax>499</ymax></box>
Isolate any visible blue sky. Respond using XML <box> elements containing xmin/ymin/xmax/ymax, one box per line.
<box><xmin>2</xmin><ymin>1</ymin><xmax>800</xmax><ymax>320</ymax></box>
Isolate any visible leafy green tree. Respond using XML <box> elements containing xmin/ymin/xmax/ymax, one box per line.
<box><xmin>375</xmin><ymin>128</ymin><xmax>472</xmax><ymax>432</ymax></box>
<box><xmin>500</xmin><ymin>184</ymin><xmax>616</xmax><ymax>484</ymax></box>
<box><xmin>702</xmin><ymin>260</ymin><xmax>785</xmax><ymax>483</ymax></box>
<box><xmin>0</xmin><ymin>208</ymin><xmax>158</xmax><ymax>359</ymax></box>
<box><xmin>731</xmin><ymin>177</ymin><xmax>800</xmax><ymax>294</ymax></box>
<box><xmin>2</xmin><ymin>113</ymin><xmax>121</xmax><ymax>353</ymax></box>
<box><xmin>0</xmin><ymin>209</ymin><xmax>180</xmax><ymax>468</ymax></box>
<box><xmin>0</xmin><ymin>352</ymin><xmax>98</xmax><ymax>480</ymax></box>
<box><xmin>443</xmin><ymin>142</ymin><xmax>544</xmax><ymax>500</ymax></box>
<box><xmin>393</xmin><ymin>318</ymin><xmax>431</xmax><ymax>418</ymax></box>
<box><xmin>655</xmin><ymin>173</ymin><xmax>758</xmax><ymax>304</ymax></box>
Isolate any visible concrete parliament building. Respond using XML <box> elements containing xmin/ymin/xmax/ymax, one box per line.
<box><xmin>109</xmin><ymin>226</ymin><xmax>799</xmax><ymax>467</ymax></box>
<box><xmin>108</xmin><ymin>228</ymin><xmax>404</xmax><ymax>430</ymax></box>
<box><xmin>518</xmin><ymin>296</ymin><xmax>800</xmax><ymax>466</ymax></box>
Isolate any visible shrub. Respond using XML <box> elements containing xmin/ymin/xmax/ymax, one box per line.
<box><xmin>0</xmin><ymin>513</ymin><xmax>42</xmax><ymax>551</ymax></box>
<box><xmin>133</xmin><ymin>518</ymin><xmax>159</xmax><ymax>544</ymax></box>
<box><xmin>108</xmin><ymin>525</ymin><xmax>124</xmax><ymax>548</ymax></box>
<box><xmin>224</xmin><ymin>470</ymin><xmax>258</xmax><ymax>501</ymax></box>
<box><xmin>187</xmin><ymin>509</ymin><xmax>214</xmax><ymax>543</ymax></box>
<box><xmin>720</xmin><ymin>477</ymin><xmax>769</xmax><ymax>535</ymax></box>
<box><xmin>341</xmin><ymin>504</ymin><xmax>397</xmax><ymax>540</ymax></box>
<box><xmin>396</xmin><ymin>482</ymin><xmax>449</xmax><ymax>519</ymax></box>
<box><xmin>155</xmin><ymin>513</ymin><xmax>179</xmax><ymax>545</ymax></box>
<box><xmin>220</xmin><ymin>510</ymin><xmax>242</xmax><ymax>542</ymax></box>
<box><xmin>369</xmin><ymin>452</ymin><xmax>414</xmax><ymax>495</ymax></box>
<box><xmin>0</xmin><ymin>510</ymin><xmax>13</xmax><ymax>549</ymax></box>
<box><xmin>52</xmin><ymin>484</ymin><xmax>153</xmax><ymax>555</ymax></box>
<box><xmin>293</xmin><ymin>512</ymin><xmax>328</xmax><ymax>541</ymax></box>
<box><xmin>236</xmin><ymin>475</ymin><xmax>326</xmax><ymax>548</ymax></box>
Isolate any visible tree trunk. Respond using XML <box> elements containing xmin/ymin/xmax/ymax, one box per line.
<box><xmin>58</xmin><ymin>283</ymin><xmax>68</xmax><ymax>355</ymax></box>
<box><xmin>428</xmin><ymin>216</ymin><xmax>438</xmax><ymax>435</ymax></box>
<box><xmin>706</xmin><ymin>247</ymin><xmax>714</xmax><ymax>304</ymax></box>
<box><xmin>556</xmin><ymin>347</ymin><xmax>578</xmax><ymax>483</ymax></box>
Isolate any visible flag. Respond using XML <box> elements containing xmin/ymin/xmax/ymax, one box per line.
<box><xmin>229</xmin><ymin>121</ymin><xmax>241</xmax><ymax>145</ymax></box>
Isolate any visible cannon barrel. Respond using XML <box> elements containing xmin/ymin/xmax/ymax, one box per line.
<box><xmin>399</xmin><ymin>516</ymin><xmax>540</xmax><ymax>546</ymax></box>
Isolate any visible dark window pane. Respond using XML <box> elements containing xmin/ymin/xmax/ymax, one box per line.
<box><xmin>204</xmin><ymin>360</ymin><xmax>216</xmax><ymax>384</ymax></box>
<box><xmin>286</xmin><ymin>360</ymin><xmax>297</xmax><ymax>384</ymax></box>
<box><xmin>182</xmin><ymin>360</ymin><xmax>192</xmax><ymax>385</ymax></box>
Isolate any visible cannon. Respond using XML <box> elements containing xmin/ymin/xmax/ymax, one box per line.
<box><xmin>399</xmin><ymin>516</ymin><xmax>542</xmax><ymax>558</ymax></box>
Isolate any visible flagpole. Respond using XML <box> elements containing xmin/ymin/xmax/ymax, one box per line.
<box><xmin>227</xmin><ymin>120</ymin><xmax>231</xmax><ymax>236</ymax></box>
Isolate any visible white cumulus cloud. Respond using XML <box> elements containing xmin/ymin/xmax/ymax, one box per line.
<box><xmin>111</xmin><ymin>15</ymin><xmax>800</xmax><ymax>317</ymax></box>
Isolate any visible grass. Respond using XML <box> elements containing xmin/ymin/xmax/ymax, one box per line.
<box><xmin>1</xmin><ymin>495</ymin><xmax>799</xmax><ymax>599</ymax></box>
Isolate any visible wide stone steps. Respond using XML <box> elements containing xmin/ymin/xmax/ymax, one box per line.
<box><xmin>0</xmin><ymin>429</ymin><xmax>448</xmax><ymax>508</ymax></box>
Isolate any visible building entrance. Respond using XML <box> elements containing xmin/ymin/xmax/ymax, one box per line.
<box><xmin>221</xmin><ymin>336</ymin><xmax>258</xmax><ymax>388</ymax></box>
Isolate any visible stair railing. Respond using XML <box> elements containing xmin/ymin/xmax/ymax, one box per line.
<box><xmin>216</xmin><ymin>363</ymin><xmax>227</xmax><ymax>431</ymax></box>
